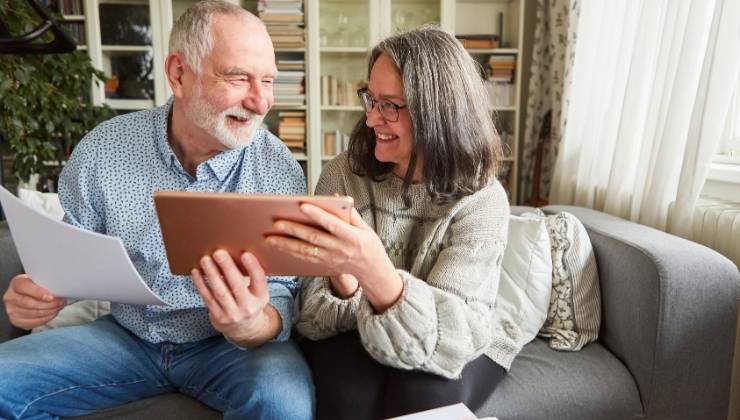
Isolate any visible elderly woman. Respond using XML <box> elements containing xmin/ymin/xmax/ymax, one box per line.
<box><xmin>266</xmin><ymin>27</ymin><xmax>513</xmax><ymax>419</ymax></box>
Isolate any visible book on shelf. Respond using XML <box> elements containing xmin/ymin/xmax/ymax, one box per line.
<box><xmin>456</xmin><ymin>34</ymin><xmax>499</xmax><ymax>49</ymax></box>
<box><xmin>259</xmin><ymin>0</ymin><xmax>303</xmax><ymax>10</ymax></box>
<box><xmin>48</xmin><ymin>0</ymin><xmax>84</xmax><ymax>15</ymax></box>
<box><xmin>275</xmin><ymin>68</ymin><xmax>305</xmax><ymax>105</ymax></box>
<box><xmin>277</xmin><ymin>59</ymin><xmax>304</xmax><ymax>71</ymax></box>
<box><xmin>320</xmin><ymin>75</ymin><xmax>362</xmax><ymax>107</ymax></box>
<box><xmin>277</xmin><ymin>111</ymin><xmax>306</xmax><ymax>152</ymax></box>
<box><xmin>274</xmin><ymin>96</ymin><xmax>306</xmax><ymax>106</ymax></box>
<box><xmin>322</xmin><ymin>130</ymin><xmax>350</xmax><ymax>157</ymax></box>
<box><xmin>259</xmin><ymin>0</ymin><xmax>305</xmax><ymax>48</ymax></box>
<box><xmin>487</xmin><ymin>55</ymin><xmax>516</xmax><ymax>83</ymax></box>
<box><xmin>61</xmin><ymin>21</ymin><xmax>86</xmax><ymax>45</ymax></box>
<box><xmin>268</xmin><ymin>26</ymin><xmax>304</xmax><ymax>35</ymax></box>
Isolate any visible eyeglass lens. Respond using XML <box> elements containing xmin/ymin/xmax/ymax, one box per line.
<box><xmin>359</xmin><ymin>91</ymin><xmax>399</xmax><ymax>122</ymax></box>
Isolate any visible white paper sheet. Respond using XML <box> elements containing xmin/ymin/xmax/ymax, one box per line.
<box><xmin>386</xmin><ymin>403</ymin><xmax>489</xmax><ymax>420</ymax></box>
<box><xmin>0</xmin><ymin>185</ymin><xmax>168</xmax><ymax>306</ymax></box>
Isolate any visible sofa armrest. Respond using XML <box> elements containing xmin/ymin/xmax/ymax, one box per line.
<box><xmin>0</xmin><ymin>222</ymin><xmax>28</xmax><ymax>343</ymax></box>
<box><xmin>544</xmin><ymin>205</ymin><xmax>740</xmax><ymax>420</ymax></box>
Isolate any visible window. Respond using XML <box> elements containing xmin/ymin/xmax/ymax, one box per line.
<box><xmin>705</xmin><ymin>71</ymin><xmax>740</xmax><ymax>202</ymax></box>
<box><xmin>715</xmin><ymin>69</ymin><xmax>740</xmax><ymax>162</ymax></box>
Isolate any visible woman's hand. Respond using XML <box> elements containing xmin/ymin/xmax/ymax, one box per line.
<box><xmin>265</xmin><ymin>204</ymin><xmax>403</xmax><ymax>312</ymax></box>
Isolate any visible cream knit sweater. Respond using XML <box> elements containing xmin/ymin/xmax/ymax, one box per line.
<box><xmin>296</xmin><ymin>153</ymin><xmax>515</xmax><ymax>379</ymax></box>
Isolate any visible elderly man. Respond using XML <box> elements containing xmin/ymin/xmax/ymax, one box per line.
<box><xmin>0</xmin><ymin>1</ymin><xmax>313</xmax><ymax>419</ymax></box>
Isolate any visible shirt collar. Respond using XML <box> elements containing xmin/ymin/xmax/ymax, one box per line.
<box><xmin>204</xmin><ymin>146</ymin><xmax>245</xmax><ymax>181</ymax></box>
<box><xmin>155</xmin><ymin>97</ymin><xmax>178</xmax><ymax>171</ymax></box>
<box><xmin>155</xmin><ymin>97</ymin><xmax>250</xmax><ymax>182</ymax></box>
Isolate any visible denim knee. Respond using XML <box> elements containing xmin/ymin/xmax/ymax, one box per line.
<box><xmin>227</xmin><ymin>341</ymin><xmax>315</xmax><ymax>420</ymax></box>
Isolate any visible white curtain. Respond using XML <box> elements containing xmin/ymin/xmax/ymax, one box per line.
<box><xmin>549</xmin><ymin>0</ymin><xmax>740</xmax><ymax>233</ymax></box>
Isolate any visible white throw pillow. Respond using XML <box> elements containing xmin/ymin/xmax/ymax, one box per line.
<box><xmin>495</xmin><ymin>215</ymin><xmax>553</xmax><ymax>353</ymax></box>
<box><xmin>17</xmin><ymin>188</ymin><xmax>64</xmax><ymax>221</ymax></box>
<box><xmin>32</xmin><ymin>300</ymin><xmax>111</xmax><ymax>333</ymax></box>
<box><xmin>17</xmin><ymin>189</ymin><xmax>112</xmax><ymax>333</ymax></box>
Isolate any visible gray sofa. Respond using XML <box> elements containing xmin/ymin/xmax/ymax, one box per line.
<box><xmin>0</xmin><ymin>205</ymin><xmax>738</xmax><ymax>420</ymax></box>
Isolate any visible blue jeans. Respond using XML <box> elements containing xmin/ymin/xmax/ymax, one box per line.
<box><xmin>0</xmin><ymin>315</ymin><xmax>314</xmax><ymax>420</ymax></box>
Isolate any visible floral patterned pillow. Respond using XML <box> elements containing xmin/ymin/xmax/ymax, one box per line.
<box><xmin>538</xmin><ymin>212</ymin><xmax>601</xmax><ymax>351</ymax></box>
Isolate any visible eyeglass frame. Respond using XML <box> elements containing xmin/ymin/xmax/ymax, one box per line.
<box><xmin>356</xmin><ymin>88</ymin><xmax>408</xmax><ymax>122</ymax></box>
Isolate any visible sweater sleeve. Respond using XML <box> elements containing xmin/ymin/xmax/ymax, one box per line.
<box><xmin>356</xmin><ymin>184</ymin><xmax>509</xmax><ymax>379</ymax></box>
<box><xmin>295</xmin><ymin>154</ymin><xmax>361</xmax><ymax>339</ymax></box>
<box><xmin>296</xmin><ymin>277</ymin><xmax>363</xmax><ymax>339</ymax></box>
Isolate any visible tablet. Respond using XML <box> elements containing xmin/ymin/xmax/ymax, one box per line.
<box><xmin>154</xmin><ymin>191</ymin><xmax>354</xmax><ymax>276</ymax></box>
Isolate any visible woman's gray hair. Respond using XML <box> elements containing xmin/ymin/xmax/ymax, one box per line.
<box><xmin>168</xmin><ymin>0</ymin><xmax>251</xmax><ymax>74</ymax></box>
<box><xmin>348</xmin><ymin>26</ymin><xmax>504</xmax><ymax>206</ymax></box>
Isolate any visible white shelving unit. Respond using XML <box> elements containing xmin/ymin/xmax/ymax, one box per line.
<box><xmin>74</xmin><ymin>0</ymin><xmax>527</xmax><ymax>200</ymax></box>
<box><xmin>82</xmin><ymin>0</ymin><xmax>170</xmax><ymax>111</ymax></box>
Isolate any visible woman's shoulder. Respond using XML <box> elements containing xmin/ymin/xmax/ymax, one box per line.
<box><xmin>450</xmin><ymin>178</ymin><xmax>510</xmax><ymax>230</ymax></box>
<box><xmin>322</xmin><ymin>151</ymin><xmax>352</xmax><ymax>176</ymax></box>
<box><xmin>463</xmin><ymin>178</ymin><xmax>510</xmax><ymax>211</ymax></box>
<box><xmin>315</xmin><ymin>151</ymin><xmax>356</xmax><ymax>195</ymax></box>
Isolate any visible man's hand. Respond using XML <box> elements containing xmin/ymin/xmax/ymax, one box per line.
<box><xmin>191</xmin><ymin>250</ymin><xmax>281</xmax><ymax>347</ymax></box>
<box><xmin>3</xmin><ymin>275</ymin><xmax>66</xmax><ymax>330</ymax></box>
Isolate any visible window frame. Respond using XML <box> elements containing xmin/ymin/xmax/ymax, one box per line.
<box><xmin>705</xmin><ymin>67</ymin><xmax>740</xmax><ymax>201</ymax></box>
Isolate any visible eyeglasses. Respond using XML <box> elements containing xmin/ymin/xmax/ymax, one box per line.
<box><xmin>357</xmin><ymin>88</ymin><xmax>407</xmax><ymax>122</ymax></box>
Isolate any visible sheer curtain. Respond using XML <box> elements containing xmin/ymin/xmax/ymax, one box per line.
<box><xmin>548</xmin><ymin>0</ymin><xmax>740</xmax><ymax>233</ymax></box>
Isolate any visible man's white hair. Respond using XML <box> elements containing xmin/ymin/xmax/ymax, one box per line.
<box><xmin>168</xmin><ymin>0</ymin><xmax>253</xmax><ymax>74</ymax></box>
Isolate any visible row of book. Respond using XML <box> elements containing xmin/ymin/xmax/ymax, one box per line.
<box><xmin>322</xmin><ymin>130</ymin><xmax>351</xmax><ymax>157</ymax></box>
<box><xmin>275</xmin><ymin>61</ymin><xmax>305</xmax><ymax>105</ymax></box>
<box><xmin>320</xmin><ymin>76</ymin><xmax>361</xmax><ymax>107</ymax></box>
<box><xmin>258</xmin><ymin>0</ymin><xmax>305</xmax><ymax>48</ymax></box>
<box><xmin>488</xmin><ymin>55</ymin><xmax>516</xmax><ymax>83</ymax></box>
<box><xmin>277</xmin><ymin>111</ymin><xmax>305</xmax><ymax>152</ymax></box>
<box><xmin>42</xmin><ymin>0</ymin><xmax>84</xmax><ymax>15</ymax></box>
<box><xmin>62</xmin><ymin>22</ymin><xmax>86</xmax><ymax>45</ymax></box>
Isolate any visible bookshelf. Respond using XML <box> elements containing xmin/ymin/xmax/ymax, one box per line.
<box><xmin>451</xmin><ymin>0</ymin><xmax>526</xmax><ymax>202</ymax></box>
<box><xmin>62</xmin><ymin>0</ymin><xmax>527</xmax><ymax>200</ymax></box>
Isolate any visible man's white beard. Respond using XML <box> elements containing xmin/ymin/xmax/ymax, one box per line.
<box><xmin>185</xmin><ymin>84</ymin><xmax>264</xmax><ymax>150</ymax></box>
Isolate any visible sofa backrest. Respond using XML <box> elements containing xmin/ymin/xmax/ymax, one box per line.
<box><xmin>0</xmin><ymin>221</ymin><xmax>28</xmax><ymax>341</ymax></box>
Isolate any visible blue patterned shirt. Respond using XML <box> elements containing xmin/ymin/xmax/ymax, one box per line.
<box><xmin>57</xmin><ymin>98</ymin><xmax>306</xmax><ymax>344</ymax></box>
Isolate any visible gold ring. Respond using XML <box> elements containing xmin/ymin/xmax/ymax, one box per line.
<box><xmin>312</xmin><ymin>246</ymin><xmax>319</xmax><ymax>257</ymax></box>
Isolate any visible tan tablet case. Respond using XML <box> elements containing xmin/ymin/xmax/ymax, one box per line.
<box><xmin>154</xmin><ymin>191</ymin><xmax>354</xmax><ymax>276</ymax></box>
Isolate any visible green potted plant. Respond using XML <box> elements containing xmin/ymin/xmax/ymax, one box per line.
<box><xmin>0</xmin><ymin>0</ymin><xmax>113</xmax><ymax>191</ymax></box>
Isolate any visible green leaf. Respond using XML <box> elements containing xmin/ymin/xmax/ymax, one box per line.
<box><xmin>1</xmin><ymin>0</ymin><xmax>113</xmax><ymax>183</ymax></box>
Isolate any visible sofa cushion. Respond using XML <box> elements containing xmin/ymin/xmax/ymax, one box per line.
<box><xmin>17</xmin><ymin>188</ymin><xmax>64</xmax><ymax>221</ymax></box>
<box><xmin>33</xmin><ymin>300</ymin><xmax>111</xmax><ymax>333</ymax></box>
<box><xmin>521</xmin><ymin>210</ymin><xmax>601</xmax><ymax>351</ymax></box>
<box><xmin>539</xmin><ymin>212</ymin><xmax>601</xmax><ymax>351</ymax></box>
<box><xmin>0</xmin><ymin>221</ymin><xmax>27</xmax><ymax>341</ymax></box>
<box><xmin>495</xmin><ymin>215</ymin><xmax>552</xmax><ymax>357</ymax></box>
<box><xmin>69</xmin><ymin>393</ymin><xmax>220</xmax><ymax>420</ymax></box>
<box><xmin>478</xmin><ymin>338</ymin><xmax>643</xmax><ymax>420</ymax></box>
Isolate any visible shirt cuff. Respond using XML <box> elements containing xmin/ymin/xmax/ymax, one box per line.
<box><xmin>268</xmin><ymin>281</ymin><xmax>294</xmax><ymax>342</ymax></box>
